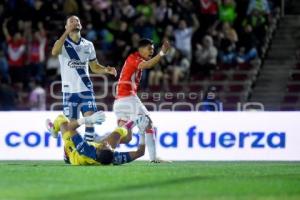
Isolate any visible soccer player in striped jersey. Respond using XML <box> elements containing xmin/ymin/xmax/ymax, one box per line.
<box><xmin>113</xmin><ymin>39</ymin><xmax>170</xmax><ymax>163</ymax></box>
<box><xmin>51</xmin><ymin>15</ymin><xmax>117</xmax><ymax>143</ymax></box>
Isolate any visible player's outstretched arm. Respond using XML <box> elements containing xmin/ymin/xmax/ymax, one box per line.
<box><xmin>138</xmin><ymin>40</ymin><xmax>170</xmax><ymax>70</ymax></box>
<box><xmin>113</xmin><ymin>134</ymin><xmax>146</xmax><ymax>165</ymax></box>
<box><xmin>89</xmin><ymin>60</ymin><xmax>117</xmax><ymax>77</ymax></box>
<box><xmin>51</xmin><ymin>23</ymin><xmax>76</xmax><ymax>56</ymax></box>
<box><xmin>128</xmin><ymin>143</ymin><xmax>145</xmax><ymax>161</ymax></box>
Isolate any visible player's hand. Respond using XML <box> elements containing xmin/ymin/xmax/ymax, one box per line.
<box><xmin>65</xmin><ymin>23</ymin><xmax>77</xmax><ymax>34</ymax></box>
<box><xmin>88</xmin><ymin>111</ymin><xmax>106</xmax><ymax>125</ymax></box>
<box><xmin>106</xmin><ymin>66</ymin><xmax>117</xmax><ymax>77</ymax></box>
<box><xmin>136</xmin><ymin>115</ymin><xmax>150</xmax><ymax>133</ymax></box>
<box><xmin>161</xmin><ymin>40</ymin><xmax>170</xmax><ymax>54</ymax></box>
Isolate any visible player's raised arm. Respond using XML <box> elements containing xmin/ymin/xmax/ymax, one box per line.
<box><xmin>89</xmin><ymin>59</ymin><xmax>117</xmax><ymax>76</ymax></box>
<box><xmin>138</xmin><ymin>40</ymin><xmax>170</xmax><ymax>70</ymax></box>
<box><xmin>2</xmin><ymin>19</ymin><xmax>11</xmax><ymax>41</ymax></box>
<box><xmin>51</xmin><ymin>22</ymin><xmax>76</xmax><ymax>56</ymax></box>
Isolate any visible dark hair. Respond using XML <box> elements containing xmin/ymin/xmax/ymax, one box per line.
<box><xmin>138</xmin><ymin>38</ymin><xmax>154</xmax><ymax>48</ymax></box>
<box><xmin>96</xmin><ymin>149</ymin><xmax>114</xmax><ymax>165</ymax></box>
<box><xmin>65</xmin><ymin>15</ymin><xmax>79</xmax><ymax>23</ymax></box>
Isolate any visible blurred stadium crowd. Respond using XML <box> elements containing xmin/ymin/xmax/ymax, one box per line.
<box><xmin>0</xmin><ymin>0</ymin><xmax>282</xmax><ymax>111</ymax></box>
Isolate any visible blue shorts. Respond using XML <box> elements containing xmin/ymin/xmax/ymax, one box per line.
<box><xmin>63</xmin><ymin>91</ymin><xmax>97</xmax><ymax>119</ymax></box>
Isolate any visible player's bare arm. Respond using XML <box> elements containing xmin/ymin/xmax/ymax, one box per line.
<box><xmin>89</xmin><ymin>60</ymin><xmax>117</xmax><ymax>76</ymax></box>
<box><xmin>138</xmin><ymin>40</ymin><xmax>170</xmax><ymax>69</ymax></box>
<box><xmin>128</xmin><ymin>144</ymin><xmax>146</xmax><ymax>160</ymax></box>
<box><xmin>51</xmin><ymin>20</ymin><xmax>77</xmax><ymax>56</ymax></box>
<box><xmin>2</xmin><ymin>19</ymin><xmax>11</xmax><ymax>41</ymax></box>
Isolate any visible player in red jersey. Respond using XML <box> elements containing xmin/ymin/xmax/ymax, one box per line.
<box><xmin>113</xmin><ymin>39</ymin><xmax>170</xmax><ymax>162</ymax></box>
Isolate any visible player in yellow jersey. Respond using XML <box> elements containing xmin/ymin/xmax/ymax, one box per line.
<box><xmin>46</xmin><ymin>111</ymin><xmax>148</xmax><ymax>165</ymax></box>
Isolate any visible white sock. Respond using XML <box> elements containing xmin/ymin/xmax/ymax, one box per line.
<box><xmin>139</xmin><ymin>134</ymin><xmax>145</xmax><ymax>145</ymax></box>
<box><xmin>145</xmin><ymin>129</ymin><xmax>156</xmax><ymax>161</ymax></box>
<box><xmin>84</xmin><ymin>126</ymin><xmax>95</xmax><ymax>142</ymax></box>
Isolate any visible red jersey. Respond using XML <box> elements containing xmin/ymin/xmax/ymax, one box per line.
<box><xmin>7</xmin><ymin>38</ymin><xmax>26</xmax><ymax>67</ymax></box>
<box><xmin>116</xmin><ymin>52</ymin><xmax>144</xmax><ymax>98</ymax></box>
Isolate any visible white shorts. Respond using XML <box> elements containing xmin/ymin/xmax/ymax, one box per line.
<box><xmin>113</xmin><ymin>95</ymin><xmax>150</xmax><ymax>121</ymax></box>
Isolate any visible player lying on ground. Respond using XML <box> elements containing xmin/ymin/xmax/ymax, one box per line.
<box><xmin>46</xmin><ymin>112</ymin><xmax>149</xmax><ymax>165</ymax></box>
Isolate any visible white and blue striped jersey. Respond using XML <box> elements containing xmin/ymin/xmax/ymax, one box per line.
<box><xmin>58</xmin><ymin>36</ymin><xmax>96</xmax><ymax>93</ymax></box>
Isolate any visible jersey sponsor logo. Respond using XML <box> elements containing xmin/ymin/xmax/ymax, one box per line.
<box><xmin>67</xmin><ymin>59</ymin><xmax>87</xmax><ymax>69</ymax></box>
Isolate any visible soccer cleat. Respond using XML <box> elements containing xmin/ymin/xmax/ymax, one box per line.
<box><xmin>136</xmin><ymin>115</ymin><xmax>149</xmax><ymax>134</ymax></box>
<box><xmin>46</xmin><ymin>118</ymin><xmax>58</xmax><ymax>138</ymax></box>
<box><xmin>150</xmin><ymin>157</ymin><xmax>173</xmax><ymax>163</ymax></box>
<box><xmin>85</xmin><ymin>111</ymin><xmax>106</xmax><ymax>125</ymax></box>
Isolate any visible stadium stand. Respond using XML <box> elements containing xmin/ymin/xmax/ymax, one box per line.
<box><xmin>0</xmin><ymin>0</ymin><xmax>294</xmax><ymax>111</ymax></box>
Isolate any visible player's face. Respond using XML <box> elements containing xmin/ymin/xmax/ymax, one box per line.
<box><xmin>66</xmin><ymin>16</ymin><xmax>82</xmax><ymax>32</ymax></box>
<box><xmin>100</xmin><ymin>142</ymin><xmax>113</xmax><ymax>151</ymax></box>
<box><xmin>141</xmin><ymin>44</ymin><xmax>154</xmax><ymax>60</ymax></box>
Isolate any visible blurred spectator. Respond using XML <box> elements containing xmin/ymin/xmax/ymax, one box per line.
<box><xmin>247</xmin><ymin>0</ymin><xmax>270</xmax><ymax>15</ymax></box>
<box><xmin>174</xmin><ymin>14</ymin><xmax>200</xmax><ymax>61</ymax></box>
<box><xmin>148</xmin><ymin>46</ymin><xmax>177</xmax><ymax>87</ymax></box>
<box><xmin>218</xmin><ymin>0</ymin><xmax>237</xmax><ymax>24</ymax></box>
<box><xmin>133</xmin><ymin>16</ymin><xmax>157</xmax><ymax>42</ymax></box>
<box><xmin>113</xmin><ymin>21</ymin><xmax>132</xmax><ymax>65</ymax></box>
<box><xmin>148</xmin><ymin>64</ymin><xmax>166</xmax><ymax>86</ymax></box>
<box><xmin>217</xmin><ymin>22</ymin><xmax>238</xmax><ymax>65</ymax></box>
<box><xmin>92</xmin><ymin>0</ymin><xmax>111</xmax><ymax>11</ymax></box>
<box><xmin>0</xmin><ymin>78</ymin><xmax>17</xmax><ymax>111</ymax></box>
<box><xmin>167</xmin><ymin>49</ymin><xmax>190</xmax><ymax>85</ymax></box>
<box><xmin>0</xmin><ymin>49</ymin><xmax>9</xmax><ymax>82</ymax></box>
<box><xmin>136</xmin><ymin>0</ymin><xmax>154</xmax><ymax>20</ymax></box>
<box><xmin>242</xmin><ymin>9</ymin><xmax>268</xmax><ymax>47</ymax></box>
<box><xmin>63</xmin><ymin>0</ymin><xmax>79</xmax><ymax>15</ymax></box>
<box><xmin>155</xmin><ymin>0</ymin><xmax>172</xmax><ymax>27</ymax></box>
<box><xmin>120</xmin><ymin>0</ymin><xmax>136</xmax><ymax>21</ymax></box>
<box><xmin>221</xmin><ymin>22</ymin><xmax>238</xmax><ymax>43</ymax></box>
<box><xmin>46</xmin><ymin>53</ymin><xmax>60</xmax><ymax>81</ymax></box>
<box><xmin>27</xmin><ymin>22</ymin><xmax>47</xmax><ymax>82</ymax></box>
<box><xmin>218</xmin><ymin>39</ymin><xmax>236</xmax><ymax>65</ymax></box>
<box><xmin>200</xmin><ymin>86</ymin><xmax>222</xmax><ymax>111</ymax></box>
<box><xmin>2</xmin><ymin>19</ymin><xmax>26</xmax><ymax>85</ymax></box>
<box><xmin>85</xmin><ymin>23</ymin><xmax>97</xmax><ymax>42</ymax></box>
<box><xmin>237</xmin><ymin>24</ymin><xmax>258</xmax><ymax>63</ymax></box>
<box><xmin>194</xmin><ymin>35</ymin><xmax>218</xmax><ymax>76</ymax></box>
<box><xmin>28</xmin><ymin>79</ymin><xmax>46</xmax><ymax>111</ymax></box>
<box><xmin>199</xmin><ymin>0</ymin><xmax>219</xmax><ymax>31</ymax></box>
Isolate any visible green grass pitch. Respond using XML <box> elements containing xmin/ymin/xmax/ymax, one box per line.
<box><xmin>0</xmin><ymin>161</ymin><xmax>300</xmax><ymax>200</ymax></box>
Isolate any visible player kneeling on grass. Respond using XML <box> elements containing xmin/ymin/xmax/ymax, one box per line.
<box><xmin>46</xmin><ymin>111</ymin><xmax>148</xmax><ymax>165</ymax></box>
